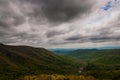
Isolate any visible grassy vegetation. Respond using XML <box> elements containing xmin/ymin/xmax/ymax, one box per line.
<box><xmin>19</xmin><ymin>74</ymin><xmax>96</xmax><ymax>80</ymax></box>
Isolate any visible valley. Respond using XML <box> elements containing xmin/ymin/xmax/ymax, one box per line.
<box><xmin>0</xmin><ymin>43</ymin><xmax>120</xmax><ymax>80</ymax></box>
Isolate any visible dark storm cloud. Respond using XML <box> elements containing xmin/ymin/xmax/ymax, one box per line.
<box><xmin>27</xmin><ymin>0</ymin><xmax>95</xmax><ymax>22</ymax></box>
<box><xmin>65</xmin><ymin>26</ymin><xmax>120</xmax><ymax>44</ymax></box>
<box><xmin>14</xmin><ymin>33</ymin><xmax>38</xmax><ymax>40</ymax></box>
<box><xmin>65</xmin><ymin>36</ymin><xmax>120</xmax><ymax>44</ymax></box>
<box><xmin>0</xmin><ymin>32</ymin><xmax>39</xmax><ymax>45</ymax></box>
<box><xmin>0</xmin><ymin>16</ymin><xmax>25</xmax><ymax>28</ymax></box>
<box><xmin>0</xmin><ymin>20</ymin><xmax>9</xmax><ymax>28</ymax></box>
<box><xmin>46</xmin><ymin>30</ymin><xmax>65</xmax><ymax>38</ymax></box>
<box><xmin>0</xmin><ymin>0</ymin><xmax>120</xmax><ymax>48</ymax></box>
<box><xmin>0</xmin><ymin>0</ymin><xmax>95</xmax><ymax>29</ymax></box>
<box><xmin>65</xmin><ymin>35</ymin><xmax>82</xmax><ymax>41</ymax></box>
<box><xmin>89</xmin><ymin>36</ymin><xmax>120</xmax><ymax>42</ymax></box>
<box><xmin>0</xmin><ymin>0</ymin><xmax>25</xmax><ymax>28</ymax></box>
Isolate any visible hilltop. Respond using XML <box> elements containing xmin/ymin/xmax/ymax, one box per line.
<box><xmin>0</xmin><ymin>43</ymin><xmax>77</xmax><ymax>80</ymax></box>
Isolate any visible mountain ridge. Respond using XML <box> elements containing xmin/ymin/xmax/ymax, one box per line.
<box><xmin>0</xmin><ymin>43</ymin><xmax>77</xmax><ymax>80</ymax></box>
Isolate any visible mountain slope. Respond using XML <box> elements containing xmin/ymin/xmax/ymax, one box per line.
<box><xmin>0</xmin><ymin>43</ymin><xmax>77</xmax><ymax>80</ymax></box>
<box><xmin>55</xmin><ymin>49</ymin><xmax>120</xmax><ymax>79</ymax></box>
<box><xmin>63</xmin><ymin>49</ymin><xmax>120</xmax><ymax>64</ymax></box>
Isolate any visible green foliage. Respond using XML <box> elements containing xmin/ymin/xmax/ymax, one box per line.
<box><xmin>65</xmin><ymin>49</ymin><xmax>120</xmax><ymax>64</ymax></box>
<box><xmin>62</xmin><ymin>49</ymin><xmax>120</xmax><ymax>80</ymax></box>
<box><xmin>0</xmin><ymin>44</ymin><xmax>77</xmax><ymax>80</ymax></box>
<box><xmin>0</xmin><ymin>43</ymin><xmax>120</xmax><ymax>80</ymax></box>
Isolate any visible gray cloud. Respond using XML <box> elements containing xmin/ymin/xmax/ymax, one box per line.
<box><xmin>46</xmin><ymin>30</ymin><xmax>65</xmax><ymax>38</ymax></box>
<box><xmin>0</xmin><ymin>0</ymin><xmax>120</xmax><ymax>48</ymax></box>
<box><xmin>0</xmin><ymin>0</ymin><xmax>95</xmax><ymax>28</ymax></box>
<box><xmin>89</xmin><ymin>37</ymin><xmax>120</xmax><ymax>42</ymax></box>
<box><xmin>65</xmin><ymin>35</ymin><xmax>83</xmax><ymax>41</ymax></box>
<box><xmin>0</xmin><ymin>16</ymin><xmax>25</xmax><ymax>28</ymax></box>
<box><xmin>28</xmin><ymin>0</ymin><xmax>95</xmax><ymax>22</ymax></box>
<box><xmin>65</xmin><ymin>26</ymin><xmax>120</xmax><ymax>44</ymax></box>
<box><xmin>0</xmin><ymin>0</ymin><xmax>25</xmax><ymax>28</ymax></box>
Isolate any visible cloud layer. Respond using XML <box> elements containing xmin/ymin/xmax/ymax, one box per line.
<box><xmin>0</xmin><ymin>0</ymin><xmax>120</xmax><ymax>48</ymax></box>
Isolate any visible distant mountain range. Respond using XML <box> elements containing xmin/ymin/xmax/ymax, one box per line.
<box><xmin>50</xmin><ymin>48</ymin><xmax>120</xmax><ymax>65</ymax></box>
<box><xmin>50</xmin><ymin>48</ymin><xmax>120</xmax><ymax>79</ymax></box>
<box><xmin>0</xmin><ymin>43</ymin><xmax>77</xmax><ymax>80</ymax></box>
<box><xmin>66</xmin><ymin>49</ymin><xmax>120</xmax><ymax>64</ymax></box>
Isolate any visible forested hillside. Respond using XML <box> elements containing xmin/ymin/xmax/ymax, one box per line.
<box><xmin>50</xmin><ymin>48</ymin><xmax>120</xmax><ymax>80</ymax></box>
<box><xmin>0</xmin><ymin>43</ymin><xmax>77</xmax><ymax>80</ymax></box>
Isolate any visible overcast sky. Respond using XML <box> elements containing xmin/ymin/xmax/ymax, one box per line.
<box><xmin>0</xmin><ymin>0</ymin><xmax>120</xmax><ymax>48</ymax></box>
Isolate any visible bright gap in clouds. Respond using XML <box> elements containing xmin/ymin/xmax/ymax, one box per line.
<box><xmin>0</xmin><ymin>0</ymin><xmax>120</xmax><ymax>48</ymax></box>
<box><xmin>103</xmin><ymin>1</ymin><xmax>112</xmax><ymax>11</ymax></box>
